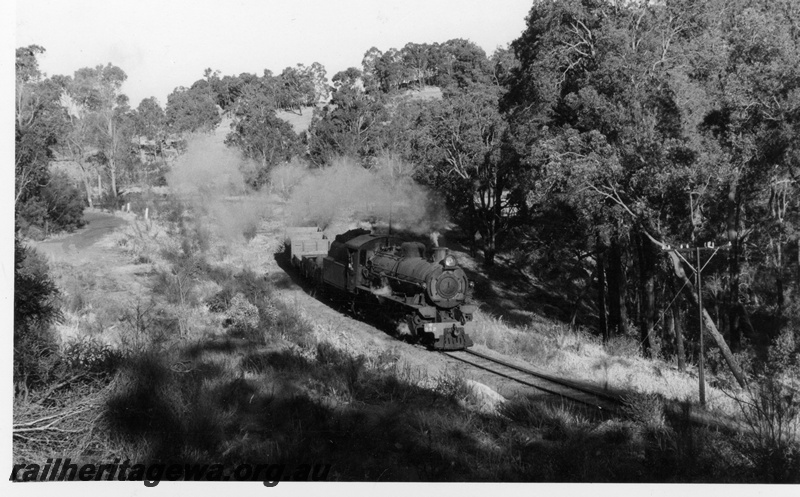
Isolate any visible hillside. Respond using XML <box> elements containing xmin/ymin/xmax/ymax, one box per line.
<box><xmin>14</xmin><ymin>126</ymin><xmax>793</xmax><ymax>483</ymax></box>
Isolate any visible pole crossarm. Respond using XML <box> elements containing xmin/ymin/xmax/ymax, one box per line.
<box><xmin>658</xmin><ymin>240</ymin><xmax>733</xmax><ymax>405</ymax></box>
<box><xmin>644</xmin><ymin>230</ymin><xmax>747</xmax><ymax>390</ymax></box>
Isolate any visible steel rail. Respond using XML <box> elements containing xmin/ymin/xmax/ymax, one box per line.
<box><xmin>465</xmin><ymin>349</ymin><xmax>623</xmax><ymax>405</ymax></box>
<box><xmin>443</xmin><ymin>349</ymin><xmax>623</xmax><ymax>413</ymax></box>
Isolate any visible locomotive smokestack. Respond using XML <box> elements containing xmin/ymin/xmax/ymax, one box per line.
<box><xmin>432</xmin><ymin>247</ymin><xmax>449</xmax><ymax>264</ymax></box>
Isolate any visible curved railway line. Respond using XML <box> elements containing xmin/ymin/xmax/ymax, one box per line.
<box><xmin>443</xmin><ymin>349</ymin><xmax>624</xmax><ymax>414</ymax></box>
<box><xmin>444</xmin><ymin>349</ymin><xmax>764</xmax><ymax>439</ymax></box>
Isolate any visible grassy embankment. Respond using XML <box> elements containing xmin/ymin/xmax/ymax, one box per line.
<box><xmin>13</xmin><ymin>194</ymin><xmax>799</xmax><ymax>482</ymax></box>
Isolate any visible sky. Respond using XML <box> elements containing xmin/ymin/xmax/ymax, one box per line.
<box><xmin>15</xmin><ymin>0</ymin><xmax>534</xmax><ymax>107</ymax></box>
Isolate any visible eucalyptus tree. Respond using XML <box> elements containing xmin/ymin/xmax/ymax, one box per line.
<box><xmin>504</xmin><ymin>0</ymin><xmax>740</xmax><ymax>369</ymax></box>
<box><xmin>15</xmin><ymin>46</ymin><xmax>73</xmax><ymax>220</ymax></box>
<box><xmin>165</xmin><ymin>84</ymin><xmax>221</xmax><ymax>135</ymax></box>
<box><xmin>306</xmin><ymin>67</ymin><xmax>389</xmax><ymax>164</ymax></box>
<box><xmin>410</xmin><ymin>83</ymin><xmax>514</xmax><ymax>266</ymax></box>
<box><xmin>60</xmin><ymin>63</ymin><xmax>134</xmax><ymax>203</ymax></box>
<box><xmin>682</xmin><ymin>0</ymin><xmax>800</xmax><ymax>351</ymax></box>
<box><xmin>15</xmin><ymin>46</ymin><xmax>65</xmax><ymax>209</ymax></box>
<box><xmin>224</xmin><ymin>83</ymin><xmax>302</xmax><ymax>188</ymax></box>
<box><xmin>134</xmin><ymin>97</ymin><xmax>166</xmax><ymax>145</ymax></box>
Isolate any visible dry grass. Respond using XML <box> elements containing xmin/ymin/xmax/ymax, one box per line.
<box><xmin>469</xmin><ymin>310</ymin><xmax>740</xmax><ymax>414</ymax></box>
<box><xmin>275</xmin><ymin>106</ymin><xmax>316</xmax><ymax>134</ymax></box>
<box><xmin>15</xmin><ymin>189</ymin><xmax>798</xmax><ymax>482</ymax></box>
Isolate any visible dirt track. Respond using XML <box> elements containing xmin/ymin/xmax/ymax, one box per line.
<box><xmin>34</xmin><ymin>209</ymin><xmax>129</xmax><ymax>263</ymax></box>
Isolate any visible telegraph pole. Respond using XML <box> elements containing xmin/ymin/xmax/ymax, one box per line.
<box><xmin>661</xmin><ymin>241</ymin><xmax>729</xmax><ymax>406</ymax></box>
<box><xmin>696</xmin><ymin>246</ymin><xmax>705</xmax><ymax>405</ymax></box>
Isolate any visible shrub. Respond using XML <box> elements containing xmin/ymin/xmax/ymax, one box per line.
<box><xmin>14</xmin><ymin>238</ymin><xmax>62</xmax><ymax>388</ymax></box>
<box><xmin>152</xmin><ymin>261</ymin><xmax>202</xmax><ymax>306</ymax></box>
<box><xmin>225</xmin><ymin>293</ymin><xmax>260</xmax><ymax>333</ymax></box>
<box><xmin>433</xmin><ymin>370</ymin><xmax>470</xmax><ymax>403</ymax></box>
<box><xmin>15</xmin><ymin>198</ymin><xmax>48</xmax><ymax>238</ymax></box>
<box><xmin>732</xmin><ymin>375</ymin><xmax>800</xmax><ymax>482</ymax></box>
<box><xmin>37</xmin><ymin>170</ymin><xmax>86</xmax><ymax>234</ymax></box>
<box><xmin>206</xmin><ymin>287</ymin><xmax>233</xmax><ymax>313</ymax></box>
<box><xmin>63</xmin><ymin>337</ymin><xmax>122</xmax><ymax>377</ymax></box>
<box><xmin>623</xmin><ymin>393</ymin><xmax>666</xmax><ymax>429</ymax></box>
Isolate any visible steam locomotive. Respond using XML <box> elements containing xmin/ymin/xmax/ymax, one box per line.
<box><xmin>286</xmin><ymin>227</ymin><xmax>475</xmax><ymax>350</ymax></box>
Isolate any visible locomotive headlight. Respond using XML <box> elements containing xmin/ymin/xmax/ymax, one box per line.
<box><xmin>444</xmin><ymin>255</ymin><xmax>456</xmax><ymax>267</ymax></box>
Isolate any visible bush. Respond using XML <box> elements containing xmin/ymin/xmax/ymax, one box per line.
<box><xmin>733</xmin><ymin>375</ymin><xmax>800</xmax><ymax>482</ymax></box>
<box><xmin>206</xmin><ymin>287</ymin><xmax>233</xmax><ymax>313</ymax></box>
<box><xmin>152</xmin><ymin>259</ymin><xmax>202</xmax><ymax>306</ymax></box>
<box><xmin>18</xmin><ymin>170</ymin><xmax>86</xmax><ymax>236</ymax></box>
<box><xmin>433</xmin><ymin>370</ymin><xmax>470</xmax><ymax>403</ymax></box>
<box><xmin>15</xmin><ymin>198</ymin><xmax>48</xmax><ymax>238</ymax></box>
<box><xmin>225</xmin><ymin>293</ymin><xmax>260</xmax><ymax>333</ymax></box>
<box><xmin>63</xmin><ymin>337</ymin><xmax>122</xmax><ymax>377</ymax></box>
<box><xmin>14</xmin><ymin>238</ymin><xmax>62</xmax><ymax>388</ymax></box>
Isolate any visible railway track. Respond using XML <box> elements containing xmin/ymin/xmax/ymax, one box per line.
<box><xmin>443</xmin><ymin>349</ymin><xmax>624</xmax><ymax>414</ymax></box>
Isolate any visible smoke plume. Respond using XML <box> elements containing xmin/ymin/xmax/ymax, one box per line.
<box><xmin>166</xmin><ymin>133</ymin><xmax>269</xmax><ymax>241</ymax></box>
<box><xmin>283</xmin><ymin>155</ymin><xmax>448</xmax><ymax>235</ymax></box>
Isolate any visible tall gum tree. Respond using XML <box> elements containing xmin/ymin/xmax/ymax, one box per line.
<box><xmin>307</xmin><ymin>67</ymin><xmax>388</xmax><ymax>164</ymax></box>
<box><xmin>504</xmin><ymin>0</ymin><xmax>750</xmax><ymax>383</ymax></box>
<box><xmin>411</xmin><ymin>83</ymin><xmax>515</xmax><ymax>266</ymax></box>
<box><xmin>66</xmin><ymin>63</ymin><xmax>130</xmax><ymax>203</ymax></box>
<box><xmin>685</xmin><ymin>0</ymin><xmax>800</xmax><ymax>351</ymax></box>
<box><xmin>225</xmin><ymin>84</ymin><xmax>301</xmax><ymax>188</ymax></box>
<box><xmin>15</xmin><ymin>46</ymin><xmax>69</xmax><ymax>211</ymax></box>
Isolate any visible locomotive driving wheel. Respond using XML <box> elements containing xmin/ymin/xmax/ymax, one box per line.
<box><xmin>406</xmin><ymin>314</ymin><xmax>430</xmax><ymax>345</ymax></box>
<box><xmin>406</xmin><ymin>315</ymin><xmax>419</xmax><ymax>339</ymax></box>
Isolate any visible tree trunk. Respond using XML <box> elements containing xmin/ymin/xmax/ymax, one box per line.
<box><xmin>665</xmin><ymin>304</ymin><xmax>675</xmax><ymax>354</ymax></box>
<box><xmin>668</xmin><ymin>278</ymin><xmax>687</xmax><ymax>373</ymax></box>
<box><xmin>468</xmin><ymin>196</ymin><xmax>478</xmax><ymax>258</ymax></box>
<box><xmin>726</xmin><ymin>175</ymin><xmax>742</xmax><ymax>351</ymax></box>
<box><xmin>76</xmin><ymin>159</ymin><xmax>94</xmax><ymax>208</ymax></box>
<box><xmin>776</xmin><ymin>233</ymin><xmax>784</xmax><ymax>318</ymax></box>
<box><xmin>484</xmin><ymin>173</ymin><xmax>505</xmax><ymax>269</ymax></box>
<box><xmin>666</xmin><ymin>250</ymin><xmax>746</xmax><ymax>387</ymax></box>
<box><xmin>483</xmin><ymin>208</ymin><xmax>498</xmax><ymax>267</ymax></box>
<box><xmin>483</xmin><ymin>245</ymin><xmax>496</xmax><ymax>267</ymax></box>
<box><xmin>597</xmin><ymin>248</ymin><xmax>608</xmax><ymax>343</ymax></box>
<box><xmin>673</xmin><ymin>304</ymin><xmax>686</xmax><ymax>372</ymax></box>
<box><xmin>82</xmin><ymin>175</ymin><xmax>93</xmax><ymax>208</ymax></box>
<box><xmin>636</xmin><ymin>233</ymin><xmax>658</xmax><ymax>357</ymax></box>
<box><xmin>607</xmin><ymin>239</ymin><xmax>629</xmax><ymax>336</ymax></box>
<box><xmin>109</xmin><ymin>158</ymin><xmax>117</xmax><ymax>204</ymax></box>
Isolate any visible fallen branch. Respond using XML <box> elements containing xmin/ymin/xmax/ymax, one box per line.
<box><xmin>13</xmin><ymin>405</ymin><xmax>92</xmax><ymax>429</ymax></box>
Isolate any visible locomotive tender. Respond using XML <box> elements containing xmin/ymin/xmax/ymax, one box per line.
<box><xmin>286</xmin><ymin>227</ymin><xmax>475</xmax><ymax>350</ymax></box>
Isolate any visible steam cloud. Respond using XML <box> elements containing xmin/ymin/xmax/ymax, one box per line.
<box><xmin>166</xmin><ymin>134</ymin><xmax>247</xmax><ymax>196</ymax></box>
<box><xmin>282</xmin><ymin>155</ymin><xmax>448</xmax><ymax>236</ymax></box>
<box><xmin>166</xmin><ymin>133</ymin><xmax>268</xmax><ymax>241</ymax></box>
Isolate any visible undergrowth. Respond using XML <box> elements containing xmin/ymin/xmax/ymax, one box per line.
<box><xmin>14</xmin><ymin>198</ymin><xmax>800</xmax><ymax>483</ymax></box>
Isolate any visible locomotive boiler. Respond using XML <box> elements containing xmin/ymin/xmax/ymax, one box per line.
<box><xmin>287</xmin><ymin>228</ymin><xmax>475</xmax><ymax>350</ymax></box>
